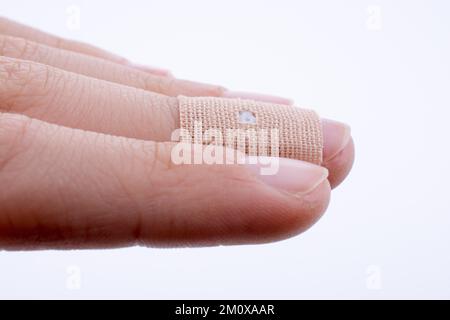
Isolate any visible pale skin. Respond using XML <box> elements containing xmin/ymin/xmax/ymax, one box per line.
<box><xmin>0</xmin><ymin>17</ymin><xmax>355</xmax><ymax>249</ymax></box>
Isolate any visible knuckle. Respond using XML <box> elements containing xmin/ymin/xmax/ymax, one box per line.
<box><xmin>0</xmin><ymin>57</ymin><xmax>52</xmax><ymax>112</ymax></box>
<box><xmin>0</xmin><ymin>113</ymin><xmax>34</xmax><ymax>172</ymax></box>
<box><xmin>0</xmin><ymin>35</ymin><xmax>40</xmax><ymax>60</ymax></box>
<box><xmin>0</xmin><ymin>56</ymin><xmax>46</xmax><ymax>88</ymax></box>
<box><xmin>0</xmin><ymin>113</ymin><xmax>32</xmax><ymax>143</ymax></box>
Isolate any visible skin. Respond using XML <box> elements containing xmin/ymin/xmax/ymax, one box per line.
<box><xmin>0</xmin><ymin>17</ymin><xmax>355</xmax><ymax>250</ymax></box>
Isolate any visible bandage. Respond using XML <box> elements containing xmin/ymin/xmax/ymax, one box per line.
<box><xmin>179</xmin><ymin>96</ymin><xmax>323</xmax><ymax>165</ymax></box>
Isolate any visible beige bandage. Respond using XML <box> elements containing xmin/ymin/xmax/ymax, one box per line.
<box><xmin>179</xmin><ymin>96</ymin><xmax>323</xmax><ymax>164</ymax></box>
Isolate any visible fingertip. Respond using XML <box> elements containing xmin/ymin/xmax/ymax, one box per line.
<box><xmin>322</xmin><ymin>118</ymin><xmax>352</xmax><ymax>162</ymax></box>
<box><xmin>142</xmin><ymin>159</ymin><xmax>332</xmax><ymax>247</ymax></box>
<box><xmin>239</xmin><ymin>178</ymin><xmax>331</xmax><ymax>245</ymax></box>
<box><xmin>323</xmin><ymin>138</ymin><xmax>355</xmax><ymax>189</ymax></box>
<box><xmin>321</xmin><ymin>118</ymin><xmax>354</xmax><ymax>189</ymax></box>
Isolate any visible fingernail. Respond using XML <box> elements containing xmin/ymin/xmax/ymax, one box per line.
<box><xmin>128</xmin><ymin>63</ymin><xmax>173</xmax><ymax>77</ymax></box>
<box><xmin>223</xmin><ymin>91</ymin><xmax>294</xmax><ymax>105</ymax></box>
<box><xmin>322</xmin><ymin>119</ymin><xmax>352</xmax><ymax>163</ymax></box>
<box><xmin>246</xmin><ymin>157</ymin><xmax>329</xmax><ymax>196</ymax></box>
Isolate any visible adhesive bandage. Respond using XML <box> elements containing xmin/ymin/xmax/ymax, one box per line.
<box><xmin>179</xmin><ymin>96</ymin><xmax>323</xmax><ymax>165</ymax></box>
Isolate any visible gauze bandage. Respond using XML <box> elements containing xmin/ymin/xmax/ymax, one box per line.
<box><xmin>179</xmin><ymin>96</ymin><xmax>323</xmax><ymax>165</ymax></box>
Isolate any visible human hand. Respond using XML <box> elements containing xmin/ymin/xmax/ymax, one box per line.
<box><xmin>0</xmin><ymin>17</ymin><xmax>354</xmax><ymax>249</ymax></box>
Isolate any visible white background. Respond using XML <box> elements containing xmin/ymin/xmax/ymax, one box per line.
<box><xmin>0</xmin><ymin>0</ymin><xmax>449</xmax><ymax>299</ymax></box>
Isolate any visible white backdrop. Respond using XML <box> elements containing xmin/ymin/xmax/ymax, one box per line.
<box><xmin>1</xmin><ymin>0</ymin><xmax>449</xmax><ymax>299</ymax></box>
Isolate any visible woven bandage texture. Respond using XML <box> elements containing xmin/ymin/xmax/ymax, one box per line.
<box><xmin>179</xmin><ymin>96</ymin><xmax>323</xmax><ymax>165</ymax></box>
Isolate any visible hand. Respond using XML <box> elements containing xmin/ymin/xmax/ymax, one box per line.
<box><xmin>0</xmin><ymin>17</ymin><xmax>354</xmax><ymax>249</ymax></box>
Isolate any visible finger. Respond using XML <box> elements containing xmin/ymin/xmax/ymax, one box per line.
<box><xmin>323</xmin><ymin>137</ymin><xmax>355</xmax><ymax>188</ymax></box>
<box><xmin>0</xmin><ymin>56</ymin><xmax>179</xmax><ymax>141</ymax></box>
<box><xmin>0</xmin><ymin>34</ymin><xmax>291</xmax><ymax>103</ymax></box>
<box><xmin>0</xmin><ymin>34</ymin><xmax>223</xmax><ymax>97</ymax></box>
<box><xmin>0</xmin><ymin>16</ymin><xmax>171</xmax><ymax>76</ymax></box>
<box><xmin>0</xmin><ymin>113</ymin><xmax>331</xmax><ymax>249</ymax></box>
<box><xmin>0</xmin><ymin>22</ymin><xmax>292</xmax><ymax>103</ymax></box>
<box><xmin>322</xmin><ymin>119</ymin><xmax>354</xmax><ymax>188</ymax></box>
<box><xmin>0</xmin><ymin>57</ymin><xmax>353</xmax><ymax>188</ymax></box>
